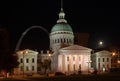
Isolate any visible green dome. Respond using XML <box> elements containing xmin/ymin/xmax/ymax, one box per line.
<box><xmin>51</xmin><ymin>23</ymin><xmax>73</xmax><ymax>33</ymax></box>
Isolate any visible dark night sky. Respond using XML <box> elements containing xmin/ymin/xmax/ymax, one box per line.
<box><xmin>0</xmin><ymin>0</ymin><xmax>120</xmax><ymax>51</ymax></box>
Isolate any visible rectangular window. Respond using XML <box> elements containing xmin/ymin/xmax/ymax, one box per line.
<box><xmin>98</xmin><ymin>63</ymin><xmax>100</xmax><ymax>69</ymax></box>
<box><xmin>103</xmin><ymin>58</ymin><xmax>104</xmax><ymax>62</ymax></box>
<box><xmin>32</xmin><ymin>66</ymin><xmax>34</xmax><ymax>71</ymax></box>
<box><xmin>107</xmin><ymin>58</ymin><xmax>109</xmax><ymax>62</ymax></box>
<box><xmin>68</xmin><ymin>64</ymin><xmax>70</xmax><ymax>72</ymax></box>
<box><xmin>73</xmin><ymin>56</ymin><xmax>75</xmax><ymax>61</ymax></box>
<box><xmin>20</xmin><ymin>58</ymin><xmax>23</xmax><ymax>63</ymax></box>
<box><xmin>73</xmin><ymin>64</ymin><xmax>75</xmax><ymax>71</ymax></box>
<box><xmin>79</xmin><ymin>64</ymin><xmax>81</xmax><ymax>70</ymax></box>
<box><xmin>67</xmin><ymin>56</ymin><xmax>69</xmax><ymax>61</ymax></box>
<box><xmin>26</xmin><ymin>58</ymin><xmax>29</xmax><ymax>63</ymax></box>
<box><xmin>32</xmin><ymin>58</ymin><xmax>34</xmax><ymax>63</ymax></box>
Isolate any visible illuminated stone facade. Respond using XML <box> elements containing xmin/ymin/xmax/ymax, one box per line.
<box><xmin>16</xmin><ymin>49</ymin><xmax>38</xmax><ymax>74</ymax></box>
<box><xmin>48</xmin><ymin>8</ymin><xmax>92</xmax><ymax>74</ymax></box>
<box><xmin>16</xmin><ymin>4</ymin><xmax>112</xmax><ymax>75</ymax></box>
<box><xmin>91</xmin><ymin>50</ymin><xmax>111</xmax><ymax>72</ymax></box>
<box><xmin>58</xmin><ymin>45</ymin><xmax>92</xmax><ymax>74</ymax></box>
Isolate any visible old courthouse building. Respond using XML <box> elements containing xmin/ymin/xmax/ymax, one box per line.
<box><xmin>16</xmin><ymin>2</ymin><xmax>111</xmax><ymax>75</ymax></box>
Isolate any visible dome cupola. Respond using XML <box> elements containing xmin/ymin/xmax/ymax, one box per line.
<box><xmin>51</xmin><ymin>8</ymin><xmax>73</xmax><ymax>33</ymax></box>
<box><xmin>50</xmin><ymin>0</ymin><xmax>74</xmax><ymax>53</ymax></box>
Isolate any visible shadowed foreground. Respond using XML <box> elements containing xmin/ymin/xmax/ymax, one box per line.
<box><xmin>1</xmin><ymin>73</ymin><xmax>120</xmax><ymax>81</ymax></box>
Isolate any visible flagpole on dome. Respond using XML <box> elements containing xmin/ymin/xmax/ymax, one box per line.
<box><xmin>61</xmin><ymin>0</ymin><xmax>63</xmax><ymax>11</ymax></box>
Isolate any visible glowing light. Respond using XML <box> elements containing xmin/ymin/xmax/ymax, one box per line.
<box><xmin>20</xmin><ymin>51</ymin><xmax>23</xmax><ymax>54</ymax></box>
<box><xmin>99</xmin><ymin>41</ymin><xmax>103</xmax><ymax>45</ymax></box>
<box><xmin>25</xmin><ymin>50</ymin><xmax>28</xmax><ymax>54</ymax></box>
<box><xmin>112</xmin><ymin>52</ymin><xmax>116</xmax><ymax>56</ymax></box>
<box><xmin>117</xmin><ymin>60</ymin><xmax>120</xmax><ymax>64</ymax></box>
<box><xmin>48</xmin><ymin>54</ymin><xmax>51</xmax><ymax>57</ymax></box>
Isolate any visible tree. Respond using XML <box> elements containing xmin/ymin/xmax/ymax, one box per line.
<box><xmin>0</xmin><ymin>50</ymin><xmax>19</xmax><ymax>75</ymax></box>
<box><xmin>0</xmin><ymin>28</ymin><xmax>19</xmax><ymax>75</ymax></box>
<box><xmin>41</xmin><ymin>59</ymin><xmax>51</xmax><ymax>74</ymax></box>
